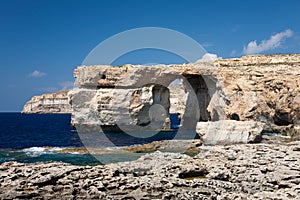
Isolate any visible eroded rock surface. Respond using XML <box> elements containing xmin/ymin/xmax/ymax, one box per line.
<box><xmin>72</xmin><ymin>54</ymin><xmax>300</xmax><ymax>136</ymax></box>
<box><xmin>70</xmin><ymin>85</ymin><xmax>170</xmax><ymax>130</ymax></box>
<box><xmin>22</xmin><ymin>90</ymin><xmax>71</xmax><ymax>114</ymax></box>
<box><xmin>1</xmin><ymin>142</ymin><xmax>300</xmax><ymax>199</ymax></box>
<box><xmin>215</xmin><ymin>54</ymin><xmax>300</xmax><ymax>131</ymax></box>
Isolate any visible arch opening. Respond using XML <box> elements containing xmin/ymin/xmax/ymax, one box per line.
<box><xmin>185</xmin><ymin>75</ymin><xmax>211</xmax><ymax>122</ymax></box>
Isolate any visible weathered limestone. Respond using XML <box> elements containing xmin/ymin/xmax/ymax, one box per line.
<box><xmin>72</xmin><ymin>62</ymin><xmax>216</xmax><ymax>130</ymax></box>
<box><xmin>1</xmin><ymin>142</ymin><xmax>300</xmax><ymax>199</ymax></box>
<box><xmin>73</xmin><ymin>63</ymin><xmax>217</xmax><ymax>88</ymax></box>
<box><xmin>168</xmin><ymin>79</ymin><xmax>188</xmax><ymax>114</ymax></box>
<box><xmin>70</xmin><ymin>85</ymin><xmax>170</xmax><ymax>131</ymax></box>
<box><xmin>22</xmin><ymin>90</ymin><xmax>71</xmax><ymax>114</ymax></box>
<box><xmin>72</xmin><ymin>54</ymin><xmax>300</xmax><ymax>137</ymax></box>
<box><xmin>196</xmin><ymin>120</ymin><xmax>265</xmax><ymax>145</ymax></box>
<box><xmin>215</xmin><ymin>54</ymin><xmax>300</xmax><ymax>127</ymax></box>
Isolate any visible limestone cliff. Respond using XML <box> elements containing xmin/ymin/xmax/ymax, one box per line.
<box><xmin>214</xmin><ymin>54</ymin><xmax>300</xmax><ymax>137</ymax></box>
<box><xmin>22</xmin><ymin>90</ymin><xmax>71</xmax><ymax>114</ymax></box>
<box><xmin>71</xmin><ymin>54</ymin><xmax>300</xmax><ymax>136</ymax></box>
<box><xmin>71</xmin><ymin>62</ymin><xmax>215</xmax><ymax>131</ymax></box>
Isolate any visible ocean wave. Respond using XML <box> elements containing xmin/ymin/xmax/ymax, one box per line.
<box><xmin>6</xmin><ymin>145</ymin><xmax>141</xmax><ymax>159</ymax></box>
<box><xmin>20</xmin><ymin>146</ymin><xmax>88</xmax><ymax>157</ymax></box>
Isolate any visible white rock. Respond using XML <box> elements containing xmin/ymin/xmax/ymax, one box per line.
<box><xmin>196</xmin><ymin>120</ymin><xmax>265</xmax><ymax>145</ymax></box>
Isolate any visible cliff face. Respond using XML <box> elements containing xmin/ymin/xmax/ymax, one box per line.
<box><xmin>216</xmin><ymin>54</ymin><xmax>300</xmax><ymax>124</ymax></box>
<box><xmin>22</xmin><ymin>90</ymin><xmax>71</xmax><ymax>114</ymax></box>
<box><xmin>71</xmin><ymin>62</ymin><xmax>216</xmax><ymax>131</ymax></box>
<box><xmin>71</xmin><ymin>54</ymin><xmax>300</xmax><ymax>135</ymax></box>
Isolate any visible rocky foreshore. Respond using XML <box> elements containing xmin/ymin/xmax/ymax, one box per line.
<box><xmin>1</xmin><ymin>141</ymin><xmax>300</xmax><ymax>199</ymax></box>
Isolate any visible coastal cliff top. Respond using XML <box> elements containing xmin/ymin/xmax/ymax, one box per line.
<box><xmin>76</xmin><ymin>54</ymin><xmax>300</xmax><ymax>70</ymax></box>
<box><xmin>215</xmin><ymin>54</ymin><xmax>300</xmax><ymax>66</ymax></box>
<box><xmin>29</xmin><ymin>90</ymin><xmax>70</xmax><ymax>102</ymax></box>
<box><xmin>73</xmin><ymin>54</ymin><xmax>300</xmax><ymax>88</ymax></box>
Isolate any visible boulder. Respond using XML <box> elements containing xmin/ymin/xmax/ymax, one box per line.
<box><xmin>196</xmin><ymin>120</ymin><xmax>265</xmax><ymax>145</ymax></box>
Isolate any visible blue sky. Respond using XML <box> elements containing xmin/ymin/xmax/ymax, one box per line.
<box><xmin>1</xmin><ymin>0</ymin><xmax>300</xmax><ymax>111</ymax></box>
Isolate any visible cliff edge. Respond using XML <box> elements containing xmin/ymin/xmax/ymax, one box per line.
<box><xmin>71</xmin><ymin>54</ymin><xmax>300</xmax><ymax>131</ymax></box>
<box><xmin>22</xmin><ymin>90</ymin><xmax>71</xmax><ymax>114</ymax></box>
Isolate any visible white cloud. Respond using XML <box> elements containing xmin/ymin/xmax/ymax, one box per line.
<box><xmin>196</xmin><ymin>53</ymin><xmax>222</xmax><ymax>62</ymax></box>
<box><xmin>59</xmin><ymin>81</ymin><xmax>74</xmax><ymax>90</ymax></box>
<box><xmin>29</xmin><ymin>70</ymin><xmax>46</xmax><ymax>78</ymax></box>
<box><xmin>243</xmin><ymin>29</ymin><xmax>293</xmax><ymax>55</ymax></box>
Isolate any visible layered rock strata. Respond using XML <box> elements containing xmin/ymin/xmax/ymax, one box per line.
<box><xmin>22</xmin><ymin>90</ymin><xmax>71</xmax><ymax>114</ymax></box>
<box><xmin>215</xmin><ymin>54</ymin><xmax>300</xmax><ymax>129</ymax></box>
<box><xmin>72</xmin><ymin>54</ymin><xmax>300</xmax><ymax>138</ymax></box>
<box><xmin>71</xmin><ymin>62</ymin><xmax>219</xmax><ymax>131</ymax></box>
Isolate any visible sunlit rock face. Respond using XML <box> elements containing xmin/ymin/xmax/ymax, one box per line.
<box><xmin>215</xmin><ymin>54</ymin><xmax>300</xmax><ymax>127</ymax></box>
<box><xmin>70</xmin><ymin>85</ymin><xmax>170</xmax><ymax>131</ymax></box>
<box><xmin>196</xmin><ymin>120</ymin><xmax>265</xmax><ymax>145</ymax></box>
<box><xmin>22</xmin><ymin>90</ymin><xmax>71</xmax><ymax>114</ymax></box>
<box><xmin>71</xmin><ymin>54</ymin><xmax>300</xmax><ymax>135</ymax></box>
<box><xmin>71</xmin><ymin>62</ymin><xmax>217</xmax><ymax>131</ymax></box>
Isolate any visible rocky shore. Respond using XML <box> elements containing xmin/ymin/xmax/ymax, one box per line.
<box><xmin>1</xmin><ymin>141</ymin><xmax>300</xmax><ymax>199</ymax></box>
<box><xmin>16</xmin><ymin>54</ymin><xmax>300</xmax><ymax>199</ymax></box>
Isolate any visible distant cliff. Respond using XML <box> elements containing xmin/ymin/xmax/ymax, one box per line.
<box><xmin>22</xmin><ymin>90</ymin><xmax>71</xmax><ymax>114</ymax></box>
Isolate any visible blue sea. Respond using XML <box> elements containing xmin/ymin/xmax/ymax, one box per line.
<box><xmin>0</xmin><ymin>113</ymin><xmax>95</xmax><ymax>165</ymax></box>
<box><xmin>0</xmin><ymin>113</ymin><xmax>197</xmax><ymax>165</ymax></box>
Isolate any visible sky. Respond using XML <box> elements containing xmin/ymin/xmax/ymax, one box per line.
<box><xmin>0</xmin><ymin>0</ymin><xmax>300</xmax><ymax>112</ymax></box>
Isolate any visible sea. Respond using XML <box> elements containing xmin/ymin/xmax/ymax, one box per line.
<box><xmin>0</xmin><ymin>113</ymin><xmax>196</xmax><ymax>165</ymax></box>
